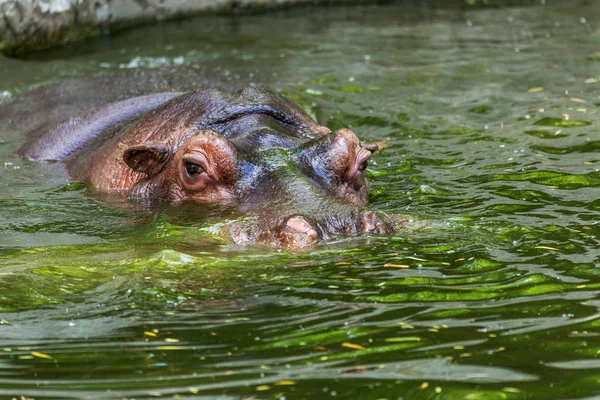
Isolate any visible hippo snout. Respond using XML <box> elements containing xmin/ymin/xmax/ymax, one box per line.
<box><xmin>223</xmin><ymin>211</ymin><xmax>406</xmax><ymax>249</ymax></box>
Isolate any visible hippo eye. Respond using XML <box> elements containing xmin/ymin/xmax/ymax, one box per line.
<box><xmin>358</xmin><ymin>160</ymin><xmax>368</xmax><ymax>172</ymax></box>
<box><xmin>185</xmin><ymin>162</ymin><xmax>204</xmax><ymax>176</ymax></box>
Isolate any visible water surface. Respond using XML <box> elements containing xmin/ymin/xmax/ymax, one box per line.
<box><xmin>1</xmin><ymin>1</ymin><xmax>600</xmax><ymax>399</ymax></box>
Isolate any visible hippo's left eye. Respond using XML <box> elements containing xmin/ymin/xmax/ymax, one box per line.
<box><xmin>185</xmin><ymin>162</ymin><xmax>204</xmax><ymax>176</ymax></box>
<box><xmin>358</xmin><ymin>160</ymin><xmax>368</xmax><ymax>172</ymax></box>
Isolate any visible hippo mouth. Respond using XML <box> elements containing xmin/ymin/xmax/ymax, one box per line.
<box><xmin>222</xmin><ymin>210</ymin><xmax>408</xmax><ymax>249</ymax></box>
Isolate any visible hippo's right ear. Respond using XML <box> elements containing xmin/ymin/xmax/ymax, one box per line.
<box><xmin>123</xmin><ymin>143</ymin><xmax>171</xmax><ymax>176</ymax></box>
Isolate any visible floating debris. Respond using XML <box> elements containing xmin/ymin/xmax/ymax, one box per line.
<box><xmin>384</xmin><ymin>263</ymin><xmax>409</xmax><ymax>268</ymax></box>
<box><xmin>275</xmin><ymin>380</ymin><xmax>296</xmax><ymax>386</ymax></box>
<box><xmin>341</xmin><ymin>342</ymin><xmax>366</xmax><ymax>350</ymax></box>
<box><xmin>31</xmin><ymin>351</ymin><xmax>53</xmax><ymax>359</ymax></box>
<box><xmin>384</xmin><ymin>337</ymin><xmax>421</xmax><ymax>342</ymax></box>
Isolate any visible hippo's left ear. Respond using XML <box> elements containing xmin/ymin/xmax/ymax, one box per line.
<box><xmin>123</xmin><ymin>142</ymin><xmax>171</xmax><ymax>176</ymax></box>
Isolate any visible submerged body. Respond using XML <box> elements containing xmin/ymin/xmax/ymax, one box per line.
<box><xmin>19</xmin><ymin>87</ymin><xmax>401</xmax><ymax>248</ymax></box>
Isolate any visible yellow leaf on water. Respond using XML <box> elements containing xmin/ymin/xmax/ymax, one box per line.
<box><xmin>384</xmin><ymin>263</ymin><xmax>409</xmax><ymax>268</ymax></box>
<box><xmin>341</xmin><ymin>342</ymin><xmax>366</xmax><ymax>350</ymax></box>
<box><xmin>385</xmin><ymin>337</ymin><xmax>421</xmax><ymax>342</ymax></box>
<box><xmin>31</xmin><ymin>351</ymin><xmax>52</xmax><ymax>359</ymax></box>
<box><xmin>144</xmin><ymin>331</ymin><xmax>157</xmax><ymax>337</ymax></box>
<box><xmin>528</xmin><ymin>87</ymin><xmax>544</xmax><ymax>92</ymax></box>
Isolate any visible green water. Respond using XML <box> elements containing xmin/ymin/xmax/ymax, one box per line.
<box><xmin>1</xmin><ymin>1</ymin><xmax>600</xmax><ymax>399</ymax></box>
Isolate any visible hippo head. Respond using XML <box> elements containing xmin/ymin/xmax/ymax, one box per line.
<box><xmin>60</xmin><ymin>88</ymin><xmax>402</xmax><ymax>248</ymax></box>
<box><xmin>124</xmin><ymin>127</ymin><xmax>377</xmax><ymax>205</ymax></box>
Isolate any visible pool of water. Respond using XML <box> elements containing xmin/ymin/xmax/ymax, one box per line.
<box><xmin>1</xmin><ymin>1</ymin><xmax>600</xmax><ymax>399</ymax></box>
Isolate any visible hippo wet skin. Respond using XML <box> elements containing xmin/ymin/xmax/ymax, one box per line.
<box><xmin>18</xmin><ymin>87</ymin><xmax>403</xmax><ymax>248</ymax></box>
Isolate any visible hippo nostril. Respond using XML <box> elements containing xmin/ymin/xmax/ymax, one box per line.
<box><xmin>279</xmin><ymin>216</ymin><xmax>319</xmax><ymax>249</ymax></box>
<box><xmin>358</xmin><ymin>211</ymin><xmax>386</xmax><ymax>234</ymax></box>
<box><xmin>286</xmin><ymin>216</ymin><xmax>314</xmax><ymax>233</ymax></box>
<box><xmin>353</xmin><ymin>173</ymin><xmax>366</xmax><ymax>191</ymax></box>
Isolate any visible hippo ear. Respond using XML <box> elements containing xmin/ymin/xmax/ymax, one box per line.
<box><xmin>123</xmin><ymin>143</ymin><xmax>171</xmax><ymax>176</ymax></box>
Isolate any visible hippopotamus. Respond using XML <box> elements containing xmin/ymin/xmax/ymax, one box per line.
<box><xmin>16</xmin><ymin>85</ymin><xmax>402</xmax><ymax>248</ymax></box>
